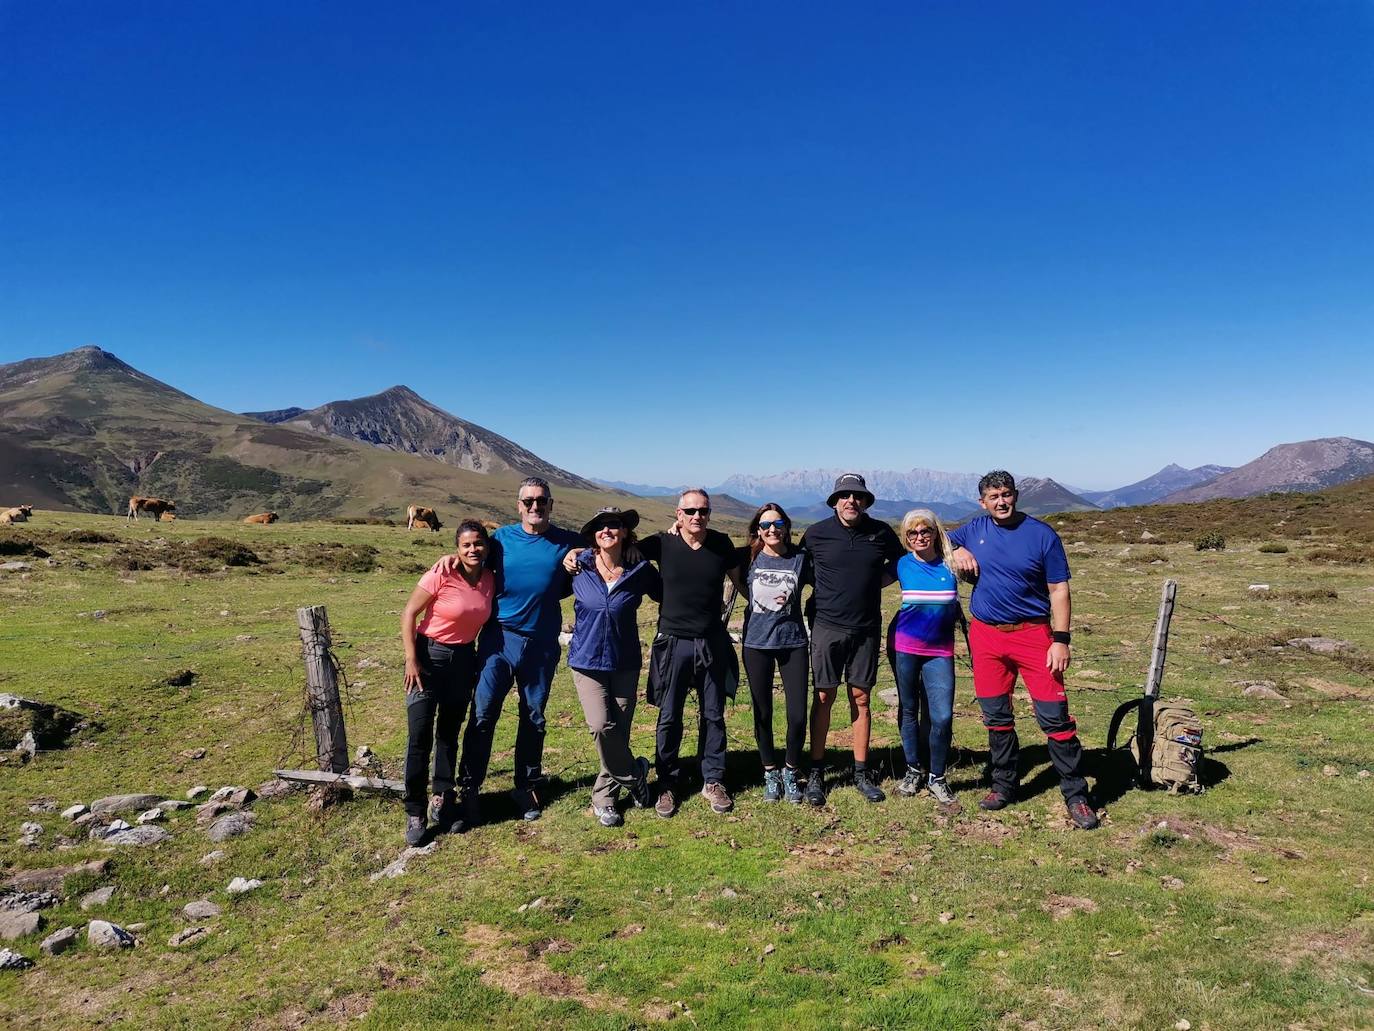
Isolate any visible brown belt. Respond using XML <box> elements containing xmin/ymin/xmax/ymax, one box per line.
<box><xmin>976</xmin><ymin>616</ymin><xmax>1051</xmax><ymax>632</ymax></box>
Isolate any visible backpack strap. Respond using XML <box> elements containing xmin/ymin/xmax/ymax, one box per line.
<box><xmin>1106</xmin><ymin>697</ymin><xmax>1141</xmax><ymax>752</ymax></box>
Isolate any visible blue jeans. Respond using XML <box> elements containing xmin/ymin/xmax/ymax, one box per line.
<box><xmin>893</xmin><ymin>652</ymin><xmax>956</xmax><ymax>778</ymax></box>
<box><xmin>458</xmin><ymin>623</ymin><xmax>562</xmax><ymax>794</ymax></box>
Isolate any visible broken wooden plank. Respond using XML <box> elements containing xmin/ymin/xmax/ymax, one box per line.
<box><xmin>272</xmin><ymin>768</ymin><xmax>403</xmax><ymax>794</ymax></box>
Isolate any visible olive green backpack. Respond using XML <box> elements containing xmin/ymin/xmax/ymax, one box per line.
<box><xmin>1108</xmin><ymin>698</ymin><xmax>1205</xmax><ymax>795</ymax></box>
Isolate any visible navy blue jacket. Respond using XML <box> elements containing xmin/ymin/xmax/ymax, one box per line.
<box><xmin>567</xmin><ymin>551</ymin><xmax>662</xmax><ymax>672</ymax></box>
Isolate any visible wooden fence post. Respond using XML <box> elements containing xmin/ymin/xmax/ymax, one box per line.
<box><xmin>1144</xmin><ymin>579</ymin><xmax>1178</xmax><ymax>700</ymax></box>
<box><xmin>297</xmin><ymin>605</ymin><xmax>349</xmax><ymax>774</ymax></box>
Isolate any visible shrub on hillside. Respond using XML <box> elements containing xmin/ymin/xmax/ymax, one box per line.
<box><xmin>329</xmin><ymin>517</ymin><xmax>397</xmax><ymax>527</ymax></box>
<box><xmin>297</xmin><ymin>543</ymin><xmax>380</xmax><ymax>573</ymax></box>
<box><xmin>1120</xmin><ymin>550</ymin><xmax>1169</xmax><ymax>565</ymax></box>
<box><xmin>1305</xmin><ymin>547</ymin><xmax>1371</xmax><ymax>565</ymax></box>
<box><xmin>188</xmin><ymin>537</ymin><xmax>262</xmax><ymax>567</ymax></box>
<box><xmin>1195</xmin><ymin>531</ymin><xmax>1225</xmax><ymax>552</ymax></box>
<box><xmin>0</xmin><ymin>535</ymin><xmax>50</xmax><ymax>558</ymax></box>
<box><xmin>1258</xmin><ymin>542</ymin><xmax>1289</xmax><ymax>554</ymax></box>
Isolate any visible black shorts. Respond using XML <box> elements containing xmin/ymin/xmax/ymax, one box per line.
<box><xmin>810</xmin><ymin>622</ymin><xmax>879</xmax><ymax>690</ymax></box>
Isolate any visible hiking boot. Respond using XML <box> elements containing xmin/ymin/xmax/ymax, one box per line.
<box><xmin>453</xmin><ymin>793</ymin><xmax>481</xmax><ymax>833</ymax></box>
<box><xmin>1066</xmin><ymin>797</ymin><xmax>1101</xmax><ymax>830</ymax></box>
<box><xmin>895</xmin><ymin>768</ymin><xmax>926</xmax><ymax>797</ymax></box>
<box><xmin>428</xmin><ymin>791</ymin><xmax>456</xmax><ymax>833</ymax></box>
<box><xmin>511</xmin><ymin>786</ymin><xmax>543</xmax><ymax>822</ymax></box>
<box><xmin>782</xmin><ymin>767</ymin><xmax>803</xmax><ymax>804</ymax></box>
<box><xmin>804</xmin><ymin>767</ymin><xmax>827</xmax><ymax>807</ymax></box>
<box><xmin>593</xmin><ymin>804</ymin><xmax>623</xmax><ymax>828</ymax></box>
<box><xmin>926</xmin><ymin>777</ymin><xmax>959</xmax><ymax>808</ymax></box>
<box><xmin>978</xmin><ymin>789</ymin><xmax>1014</xmax><ymax>811</ymax></box>
<box><xmin>404</xmin><ymin>815</ymin><xmax>426</xmax><ymax>847</ymax></box>
<box><xmin>762</xmin><ymin>769</ymin><xmax>783</xmax><ymax>803</ymax></box>
<box><xmin>853</xmin><ymin>768</ymin><xmax>886</xmax><ymax>803</ymax></box>
<box><xmin>655</xmin><ymin>785</ymin><xmax>677</xmax><ymax>819</ymax></box>
<box><xmin>628</xmin><ymin>757</ymin><xmax>653</xmax><ymax>809</ymax></box>
<box><xmin>702</xmin><ymin>782</ymin><xmax>734</xmax><ymax>814</ymax></box>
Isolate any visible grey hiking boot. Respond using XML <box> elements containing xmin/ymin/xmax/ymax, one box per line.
<box><xmin>628</xmin><ymin>757</ymin><xmax>653</xmax><ymax>809</ymax></box>
<box><xmin>511</xmin><ymin>786</ymin><xmax>543</xmax><ymax>821</ymax></box>
<box><xmin>804</xmin><ymin>766</ymin><xmax>827</xmax><ymax>807</ymax></box>
<box><xmin>655</xmin><ymin>784</ymin><xmax>677</xmax><ymax>819</ymax></box>
<box><xmin>895</xmin><ymin>768</ymin><xmax>926</xmax><ymax>797</ymax></box>
<box><xmin>404</xmin><ymin>815</ymin><xmax>426</xmax><ymax>847</ymax></box>
<box><xmin>428</xmin><ymin>791</ymin><xmax>456</xmax><ymax>833</ymax></box>
<box><xmin>702</xmin><ymin>781</ymin><xmax>734</xmax><ymax>814</ymax></box>
<box><xmin>926</xmin><ymin>776</ymin><xmax>959</xmax><ymax>808</ymax></box>
<box><xmin>1066</xmin><ymin>797</ymin><xmax>1101</xmax><ymax>830</ymax></box>
<box><xmin>853</xmin><ymin>768</ymin><xmax>886</xmax><ymax>803</ymax></box>
<box><xmin>782</xmin><ymin>767</ymin><xmax>803</xmax><ymax>804</ymax></box>
<box><xmin>762</xmin><ymin>769</ymin><xmax>783</xmax><ymax>803</ymax></box>
<box><xmin>593</xmin><ymin>804</ymin><xmax>623</xmax><ymax>828</ymax></box>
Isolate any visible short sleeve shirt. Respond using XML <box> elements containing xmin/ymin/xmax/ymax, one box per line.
<box><xmin>948</xmin><ymin>513</ymin><xmax>1070</xmax><ymax>624</ymax></box>
<box><xmin>800</xmin><ymin>514</ymin><xmax>904</xmax><ymax>632</ymax></box>
<box><xmin>415</xmin><ymin>564</ymin><xmax>495</xmax><ymax>645</ymax></box>
<box><xmin>743</xmin><ymin>548</ymin><xmax>811</xmax><ymax>650</ymax></box>
<box><xmin>640</xmin><ymin>529</ymin><xmax>741</xmax><ymax>638</ymax></box>
<box><xmin>890</xmin><ymin>554</ymin><xmax>959</xmax><ymax>657</ymax></box>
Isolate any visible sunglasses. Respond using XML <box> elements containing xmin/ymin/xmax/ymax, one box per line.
<box><xmin>679</xmin><ymin>507</ymin><xmax>710</xmax><ymax>516</ymax></box>
<box><xmin>520</xmin><ymin>497</ymin><xmax>550</xmax><ymax>508</ymax></box>
<box><xmin>836</xmin><ymin>492</ymin><xmax>864</xmax><ymax>502</ymax></box>
<box><xmin>906</xmin><ymin>527</ymin><xmax>935</xmax><ymax>539</ymax></box>
<box><xmin>757</xmin><ymin>519</ymin><xmax>787</xmax><ymax>531</ymax></box>
<box><xmin>595</xmin><ymin>521</ymin><xmax>624</xmax><ymax>532</ymax></box>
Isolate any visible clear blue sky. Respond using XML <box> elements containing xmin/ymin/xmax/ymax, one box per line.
<box><xmin>3</xmin><ymin>3</ymin><xmax>1372</xmax><ymax>489</ymax></box>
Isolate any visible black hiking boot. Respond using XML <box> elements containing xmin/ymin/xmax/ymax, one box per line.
<box><xmin>804</xmin><ymin>766</ymin><xmax>827</xmax><ymax>807</ymax></box>
<box><xmin>1065</xmin><ymin>797</ymin><xmax>1101</xmax><ymax>830</ymax></box>
<box><xmin>853</xmin><ymin>767</ymin><xmax>886</xmax><ymax>803</ymax></box>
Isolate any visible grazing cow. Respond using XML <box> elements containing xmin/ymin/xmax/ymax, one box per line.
<box><xmin>128</xmin><ymin>496</ymin><xmax>175</xmax><ymax>521</ymax></box>
<box><xmin>243</xmin><ymin>512</ymin><xmax>279</xmax><ymax>524</ymax></box>
<box><xmin>406</xmin><ymin>505</ymin><xmax>442</xmax><ymax>532</ymax></box>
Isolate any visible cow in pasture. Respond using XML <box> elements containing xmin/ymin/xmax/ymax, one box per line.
<box><xmin>160</xmin><ymin>512</ymin><xmax>177</xmax><ymax>522</ymax></box>
<box><xmin>406</xmin><ymin>505</ymin><xmax>442</xmax><ymax>532</ymax></box>
<box><xmin>1</xmin><ymin>505</ymin><xmax>33</xmax><ymax>524</ymax></box>
<box><xmin>128</xmin><ymin>496</ymin><xmax>176</xmax><ymax>521</ymax></box>
<box><xmin>243</xmin><ymin>512</ymin><xmax>279</xmax><ymax>524</ymax></box>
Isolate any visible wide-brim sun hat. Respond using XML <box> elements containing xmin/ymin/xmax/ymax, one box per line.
<box><xmin>826</xmin><ymin>472</ymin><xmax>875</xmax><ymax>508</ymax></box>
<box><xmin>581</xmin><ymin>506</ymin><xmax>640</xmax><ymax>537</ymax></box>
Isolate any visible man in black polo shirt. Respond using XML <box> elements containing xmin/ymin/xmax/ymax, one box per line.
<box><xmin>597</xmin><ymin>488</ymin><xmax>744</xmax><ymax>817</ymax></box>
<box><xmin>801</xmin><ymin>473</ymin><xmax>904</xmax><ymax>805</ymax></box>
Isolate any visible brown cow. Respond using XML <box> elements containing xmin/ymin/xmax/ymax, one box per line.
<box><xmin>243</xmin><ymin>512</ymin><xmax>279</xmax><ymax>524</ymax></box>
<box><xmin>128</xmin><ymin>496</ymin><xmax>175</xmax><ymax>521</ymax></box>
<box><xmin>1</xmin><ymin>505</ymin><xmax>32</xmax><ymax>524</ymax></box>
<box><xmin>159</xmin><ymin>512</ymin><xmax>177</xmax><ymax>522</ymax></box>
<box><xmin>406</xmin><ymin>505</ymin><xmax>442</xmax><ymax>532</ymax></box>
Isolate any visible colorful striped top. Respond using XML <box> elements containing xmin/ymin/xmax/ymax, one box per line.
<box><xmin>889</xmin><ymin>554</ymin><xmax>960</xmax><ymax>657</ymax></box>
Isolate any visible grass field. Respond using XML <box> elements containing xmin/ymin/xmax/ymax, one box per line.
<box><xmin>1</xmin><ymin>498</ymin><xmax>1372</xmax><ymax>1029</ymax></box>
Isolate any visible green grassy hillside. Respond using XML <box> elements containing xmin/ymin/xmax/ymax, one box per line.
<box><xmin>0</xmin><ymin>493</ymin><xmax>1370</xmax><ymax>1029</ymax></box>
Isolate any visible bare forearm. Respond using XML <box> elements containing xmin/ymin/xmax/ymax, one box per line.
<box><xmin>1049</xmin><ymin>583</ymin><xmax>1071</xmax><ymax>632</ymax></box>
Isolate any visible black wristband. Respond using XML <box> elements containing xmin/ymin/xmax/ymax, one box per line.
<box><xmin>1051</xmin><ymin>630</ymin><xmax>1071</xmax><ymax>645</ymax></box>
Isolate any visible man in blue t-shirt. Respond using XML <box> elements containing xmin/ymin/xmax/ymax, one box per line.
<box><xmin>451</xmin><ymin>477</ymin><xmax>583</xmax><ymax>825</ymax></box>
<box><xmin>949</xmin><ymin>470</ymin><xmax>1100</xmax><ymax>830</ymax></box>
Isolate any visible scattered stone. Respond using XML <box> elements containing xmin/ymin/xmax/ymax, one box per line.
<box><xmin>90</xmin><ymin>793</ymin><xmax>163</xmax><ymax>816</ymax></box>
<box><xmin>0</xmin><ymin>890</ymin><xmax>59</xmax><ymax>914</ymax></box>
<box><xmin>719</xmin><ymin>887</ymin><xmax>738</xmax><ymax>899</ymax></box>
<box><xmin>1247</xmin><ymin>584</ymin><xmax>1269</xmax><ymax>594</ymax></box>
<box><xmin>15</xmin><ymin>732</ymin><xmax>36</xmax><ymax>761</ymax></box>
<box><xmin>206</xmin><ymin>812</ymin><xmax>255</xmax><ymax>842</ymax></box>
<box><xmin>1161</xmin><ymin>876</ymin><xmax>1185</xmax><ymax>890</ymax></box>
<box><xmin>103</xmin><ymin>825</ymin><xmax>171</xmax><ymax>847</ymax></box>
<box><xmin>199</xmin><ymin>850</ymin><xmax>227</xmax><ymax>867</ymax></box>
<box><xmin>1359</xmin><ymin>770</ymin><xmax>1371</xmax><ymax>779</ymax></box>
<box><xmin>1241</xmin><ymin>681</ymin><xmax>1286</xmax><ymax>700</ymax></box>
<box><xmin>39</xmin><ymin>926</ymin><xmax>77</xmax><ymax>955</ymax></box>
<box><xmin>86</xmin><ymin>920</ymin><xmax>135</xmax><ymax>949</ymax></box>
<box><xmin>90</xmin><ymin>819</ymin><xmax>131</xmax><ymax>840</ymax></box>
<box><xmin>0</xmin><ymin>561</ymin><xmax>32</xmax><ymax>572</ymax></box>
<box><xmin>79</xmin><ymin>886</ymin><xmax>115</xmax><ymax>910</ymax></box>
<box><xmin>938</xmin><ymin>912</ymin><xmax>955</xmax><ymax>924</ymax></box>
<box><xmin>156</xmin><ymin>799</ymin><xmax>191</xmax><ymax>812</ymax></box>
<box><xmin>73</xmin><ymin>813</ymin><xmax>95</xmax><ymax>827</ymax></box>
<box><xmin>91</xmin><ymin>610</ymin><xmax>106</xmax><ymax>620</ymax></box>
<box><xmin>1253</xmin><ymin>876</ymin><xmax>1270</xmax><ymax>884</ymax></box>
<box><xmin>0</xmin><ymin>948</ymin><xmax>33</xmax><ymax>970</ymax></box>
<box><xmin>3</xmin><ymin>858</ymin><xmax>110</xmax><ymax>892</ymax></box>
<box><xmin>126</xmin><ymin>922</ymin><xmax>148</xmax><ymax>933</ymax></box>
<box><xmin>1322</xmin><ymin>765</ymin><xmax>1340</xmax><ymax>777</ymax></box>
<box><xmin>234</xmin><ymin>634</ymin><xmax>257</xmax><ymax>642</ymax></box>
<box><xmin>61</xmin><ymin>804</ymin><xmax>88</xmax><ymax>821</ymax></box>
<box><xmin>256</xmin><ymin>778</ymin><xmax>299</xmax><ymax>800</ymax></box>
<box><xmin>370</xmin><ymin>841</ymin><xmax>441</xmax><ymax>881</ymax></box>
<box><xmin>1140</xmin><ymin>531</ymin><xmax>1158</xmax><ymax>541</ymax></box>
<box><xmin>169</xmin><ymin>926</ymin><xmax>210</xmax><ymax>947</ymax></box>
<box><xmin>18</xmin><ymin>822</ymin><xmax>43</xmax><ymax>846</ymax></box>
<box><xmin>1287</xmin><ymin>637</ymin><xmax>1352</xmax><ymax>655</ymax></box>
<box><xmin>27</xmin><ymin>800</ymin><xmax>57</xmax><ymax>813</ymax></box>
<box><xmin>0</xmin><ymin>911</ymin><xmax>42</xmax><ymax>940</ymax></box>
<box><xmin>877</xmin><ymin>688</ymin><xmax>899</xmax><ymax>707</ymax></box>
<box><xmin>226</xmin><ymin>877</ymin><xmax>263</xmax><ymax>896</ymax></box>
<box><xmin>1175</xmin><ymin>1021</ymin><xmax>1191</xmax><ymax>1031</ymax></box>
<box><xmin>762</xmin><ymin>943</ymin><xmax>776</xmax><ymax>956</ymax></box>
<box><xmin>209</xmin><ymin>785</ymin><xmax>256</xmax><ymax>806</ymax></box>
<box><xmin>196</xmin><ymin>801</ymin><xmax>234</xmax><ymax>825</ymax></box>
<box><xmin>136</xmin><ymin>808</ymin><xmax>165</xmax><ymax>825</ymax></box>
<box><xmin>179</xmin><ymin>748</ymin><xmax>206</xmax><ymax>760</ymax></box>
<box><xmin>183</xmin><ymin>900</ymin><xmax>221</xmax><ymax>920</ymax></box>
<box><xmin>1042</xmin><ymin>894</ymin><xmax>1100</xmax><ymax>920</ymax></box>
<box><xmin>186</xmin><ymin>786</ymin><xmax>209</xmax><ymax>800</ymax></box>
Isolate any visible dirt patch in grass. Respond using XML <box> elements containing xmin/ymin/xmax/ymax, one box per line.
<box><xmin>955</xmin><ymin>819</ymin><xmax>1020</xmax><ymax>846</ymax></box>
<box><xmin>1131</xmin><ymin>817</ymin><xmax>1265</xmax><ymax>859</ymax></box>
<box><xmin>463</xmin><ymin>924</ymin><xmax>625</xmax><ymax>1013</ymax></box>
<box><xmin>0</xmin><ymin>534</ymin><xmax>50</xmax><ymax>557</ymax></box>
<box><xmin>107</xmin><ymin>536</ymin><xmax>262</xmax><ymax>572</ymax></box>
<box><xmin>1277</xmin><ymin>919</ymin><xmax>1374</xmax><ymax>973</ymax></box>
<box><xmin>1041</xmin><ymin>894</ymin><xmax>1099</xmax><ymax>920</ymax></box>
<box><xmin>61</xmin><ymin>529</ymin><xmax>118</xmax><ymax>544</ymax></box>
<box><xmin>290</xmin><ymin>543</ymin><xmax>380</xmax><ymax>573</ymax></box>
<box><xmin>1296</xmin><ymin>676</ymin><xmax>1374</xmax><ymax>701</ymax></box>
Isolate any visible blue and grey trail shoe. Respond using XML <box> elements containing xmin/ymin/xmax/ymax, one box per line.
<box><xmin>404</xmin><ymin>815</ymin><xmax>426</xmax><ymax>847</ymax></box>
<box><xmin>781</xmin><ymin>767</ymin><xmax>803</xmax><ymax>804</ymax></box>
<box><xmin>762</xmin><ymin>768</ymin><xmax>784</xmax><ymax>802</ymax></box>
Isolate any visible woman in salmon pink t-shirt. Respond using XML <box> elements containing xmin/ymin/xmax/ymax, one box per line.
<box><xmin>399</xmin><ymin>519</ymin><xmax>495</xmax><ymax>845</ymax></box>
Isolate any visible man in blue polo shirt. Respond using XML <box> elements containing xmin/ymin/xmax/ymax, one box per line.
<box><xmin>452</xmin><ymin>477</ymin><xmax>584</xmax><ymax>825</ymax></box>
<box><xmin>949</xmin><ymin>470</ymin><xmax>1099</xmax><ymax>830</ymax></box>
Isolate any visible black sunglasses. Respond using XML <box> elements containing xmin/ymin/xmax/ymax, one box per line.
<box><xmin>679</xmin><ymin>507</ymin><xmax>710</xmax><ymax>516</ymax></box>
<box><xmin>836</xmin><ymin>492</ymin><xmax>863</xmax><ymax>501</ymax></box>
<box><xmin>520</xmin><ymin>496</ymin><xmax>550</xmax><ymax>508</ymax></box>
<box><xmin>595</xmin><ymin>520</ymin><xmax>624</xmax><ymax>532</ymax></box>
<box><xmin>757</xmin><ymin>519</ymin><xmax>787</xmax><ymax>531</ymax></box>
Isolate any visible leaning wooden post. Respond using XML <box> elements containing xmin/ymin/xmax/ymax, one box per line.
<box><xmin>297</xmin><ymin>605</ymin><xmax>350</xmax><ymax>774</ymax></box>
<box><xmin>1144</xmin><ymin>579</ymin><xmax>1178</xmax><ymax>700</ymax></box>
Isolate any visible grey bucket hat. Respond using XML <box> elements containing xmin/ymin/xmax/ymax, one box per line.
<box><xmin>826</xmin><ymin>472</ymin><xmax>875</xmax><ymax>508</ymax></box>
<box><xmin>580</xmin><ymin>506</ymin><xmax>640</xmax><ymax>537</ymax></box>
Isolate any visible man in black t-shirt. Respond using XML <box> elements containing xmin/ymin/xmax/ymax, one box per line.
<box><xmin>638</xmin><ymin>488</ymin><xmax>744</xmax><ymax>817</ymax></box>
<box><xmin>800</xmin><ymin>473</ymin><xmax>904</xmax><ymax>806</ymax></box>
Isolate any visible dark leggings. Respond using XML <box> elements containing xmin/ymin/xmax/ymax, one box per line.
<box><xmin>404</xmin><ymin>635</ymin><xmax>477</xmax><ymax>817</ymax></box>
<box><xmin>742</xmin><ymin>645</ymin><xmax>809</xmax><ymax>769</ymax></box>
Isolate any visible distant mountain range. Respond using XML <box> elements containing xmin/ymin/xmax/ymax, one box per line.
<box><xmin>1081</xmin><ymin>464</ymin><xmax>1233</xmax><ymax>508</ymax></box>
<box><xmin>1160</xmin><ymin>437</ymin><xmax>1374</xmax><ymax>503</ymax></box>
